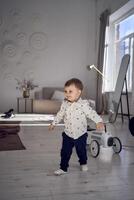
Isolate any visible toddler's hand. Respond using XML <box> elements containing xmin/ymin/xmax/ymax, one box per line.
<box><xmin>96</xmin><ymin>122</ymin><xmax>105</xmax><ymax>131</ymax></box>
<box><xmin>48</xmin><ymin>124</ymin><xmax>55</xmax><ymax>131</ymax></box>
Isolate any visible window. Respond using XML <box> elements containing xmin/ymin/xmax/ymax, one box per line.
<box><xmin>103</xmin><ymin>2</ymin><xmax>134</xmax><ymax>93</ymax></box>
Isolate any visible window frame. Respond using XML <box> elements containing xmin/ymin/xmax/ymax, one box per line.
<box><xmin>102</xmin><ymin>1</ymin><xmax>134</xmax><ymax>93</ymax></box>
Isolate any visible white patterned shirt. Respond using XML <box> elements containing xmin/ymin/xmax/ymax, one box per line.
<box><xmin>52</xmin><ymin>98</ymin><xmax>103</xmax><ymax>139</ymax></box>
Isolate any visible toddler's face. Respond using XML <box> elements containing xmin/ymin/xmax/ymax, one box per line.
<box><xmin>64</xmin><ymin>84</ymin><xmax>81</xmax><ymax>102</ymax></box>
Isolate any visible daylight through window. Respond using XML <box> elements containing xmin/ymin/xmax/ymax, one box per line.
<box><xmin>103</xmin><ymin>9</ymin><xmax>134</xmax><ymax>93</ymax></box>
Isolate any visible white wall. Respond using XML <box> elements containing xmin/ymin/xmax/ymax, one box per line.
<box><xmin>0</xmin><ymin>0</ymin><xmax>97</xmax><ymax>112</ymax></box>
<box><xmin>0</xmin><ymin>0</ymin><xmax>129</xmax><ymax>113</ymax></box>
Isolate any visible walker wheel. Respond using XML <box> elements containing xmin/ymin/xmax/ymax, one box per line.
<box><xmin>90</xmin><ymin>140</ymin><xmax>100</xmax><ymax>157</ymax></box>
<box><xmin>112</xmin><ymin>137</ymin><xmax>122</xmax><ymax>153</ymax></box>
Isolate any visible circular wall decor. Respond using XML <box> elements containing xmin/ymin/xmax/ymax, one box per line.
<box><xmin>24</xmin><ymin>70</ymin><xmax>35</xmax><ymax>80</ymax></box>
<box><xmin>2</xmin><ymin>41</ymin><xmax>17</xmax><ymax>58</ymax></box>
<box><xmin>3</xmin><ymin>30</ymin><xmax>9</xmax><ymax>38</ymax></box>
<box><xmin>3</xmin><ymin>72</ymin><xmax>13</xmax><ymax>80</ymax></box>
<box><xmin>32</xmin><ymin>13</ymin><xmax>42</xmax><ymax>23</ymax></box>
<box><xmin>29</xmin><ymin>32</ymin><xmax>47</xmax><ymax>51</ymax></box>
<box><xmin>21</xmin><ymin>51</ymin><xmax>31</xmax><ymax>61</ymax></box>
<box><xmin>16</xmin><ymin>61</ymin><xmax>23</xmax><ymax>69</ymax></box>
<box><xmin>16</xmin><ymin>32</ymin><xmax>26</xmax><ymax>43</ymax></box>
<box><xmin>9</xmin><ymin>8</ymin><xmax>23</xmax><ymax>23</ymax></box>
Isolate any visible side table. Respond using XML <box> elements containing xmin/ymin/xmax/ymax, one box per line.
<box><xmin>17</xmin><ymin>98</ymin><xmax>33</xmax><ymax>113</ymax></box>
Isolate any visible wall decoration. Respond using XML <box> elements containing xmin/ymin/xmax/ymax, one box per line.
<box><xmin>32</xmin><ymin>13</ymin><xmax>42</xmax><ymax>24</ymax></box>
<box><xmin>9</xmin><ymin>8</ymin><xmax>23</xmax><ymax>23</ymax></box>
<box><xmin>21</xmin><ymin>51</ymin><xmax>31</xmax><ymax>62</ymax></box>
<box><xmin>0</xmin><ymin>4</ymin><xmax>48</xmax><ymax>112</ymax></box>
<box><xmin>29</xmin><ymin>32</ymin><xmax>47</xmax><ymax>51</ymax></box>
<box><xmin>16</xmin><ymin>32</ymin><xmax>26</xmax><ymax>44</ymax></box>
<box><xmin>23</xmin><ymin>70</ymin><xmax>35</xmax><ymax>80</ymax></box>
<box><xmin>3</xmin><ymin>30</ymin><xmax>10</xmax><ymax>38</ymax></box>
<box><xmin>2</xmin><ymin>41</ymin><xmax>17</xmax><ymax>59</ymax></box>
<box><xmin>3</xmin><ymin>72</ymin><xmax>13</xmax><ymax>80</ymax></box>
<box><xmin>0</xmin><ymin>64</ymin><xmax>12</xmax><ymax>80</ymax></box>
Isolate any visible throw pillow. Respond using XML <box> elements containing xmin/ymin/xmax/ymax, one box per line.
<box><xmin>51</xmin><ymin>90</ymin><xmax>64</xmax><ymax>101</ymax></box>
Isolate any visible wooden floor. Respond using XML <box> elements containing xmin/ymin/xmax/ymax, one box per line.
<box><xmin>0</xmin><ymin>116</ymin><xmax>134</xmax><ymax>200</ymax></box>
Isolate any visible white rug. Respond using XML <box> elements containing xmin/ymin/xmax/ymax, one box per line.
<box><xmin>0</xmin><ymin>114</ymin><xmax>64</xmax><ymax>126</ymax></box>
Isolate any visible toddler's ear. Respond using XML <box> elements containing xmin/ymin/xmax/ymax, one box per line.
<box><xmin>79</xmin><ymin>90</ymin><xmax>82</xmax><ymax>95</ymax></box>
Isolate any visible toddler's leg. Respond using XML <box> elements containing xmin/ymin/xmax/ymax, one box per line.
<box><xmin>60</xmin><ymin>132</ymin><xmax>74</xmax><ymax>172</ymax></box>
<box><xmin>75</xmin><ymin>133</ymin><xmax>88</xmax><ymax>165</ymax></box>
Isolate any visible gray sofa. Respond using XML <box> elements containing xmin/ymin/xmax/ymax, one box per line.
<box><xmin>33</xmin><ymin>87</ymin><xmax>95</xmax><ymax>114</ymax></box>
<box><xmin>33</xmin><ymin>87</ymin><xmax>64</xmax><ymax>114</ymax></box>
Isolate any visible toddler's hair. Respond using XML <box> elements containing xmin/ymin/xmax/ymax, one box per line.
<box><xmin>64</xmin><ymin>78</ymin><xmax>83</xmax><ymax>91</ymax></box>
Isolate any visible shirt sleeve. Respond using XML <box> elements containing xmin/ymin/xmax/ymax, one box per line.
<box><xmin>52</xmin><ymin>101</ymin><xmax>66</xmax><ymax>125</ymax></box>
<box><xmin>82</xmin><ymin>100</ymin><xmax>103</xmax><ymax>124</ymax></box>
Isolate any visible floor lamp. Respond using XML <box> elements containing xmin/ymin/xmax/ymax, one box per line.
<box><xmin>87</xmin><ymin>64</ymin><xmax>107</xmax><ymax>130</ymax></box>
<box><xmin>87</xmin><ymin>65</ymin><xmax>108</xmax><ymax>81</ymax></box>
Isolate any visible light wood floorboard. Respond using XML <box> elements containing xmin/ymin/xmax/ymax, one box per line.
<box><xmin>0</xmin><ymin>116</ymin><xmax>134</xmax><ymax>200</ymax></box>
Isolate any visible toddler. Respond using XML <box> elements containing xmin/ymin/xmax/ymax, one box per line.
<box><xmin>49</xmin><ymin>78</ymin><xmax>104</xmax><ymax>175</ymax></box>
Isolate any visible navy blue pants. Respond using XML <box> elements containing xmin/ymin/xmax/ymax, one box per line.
<box><xmin>60</xmin><ymin>132</ymin><xmax>88</xmax><ymax>172</ymax></box>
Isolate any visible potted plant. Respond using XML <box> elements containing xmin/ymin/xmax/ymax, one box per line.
<box><xmin>15</xmin><ymin>78</ymin><xmax>38</xmax><ymax>98</ymax></box>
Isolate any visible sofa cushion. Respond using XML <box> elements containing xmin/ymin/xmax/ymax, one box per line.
<box><xmin>51</xmin><ymin>90</ymin><xmax>64</xmax><ymax>101</ymax></box>
<box><xmin>33</xmin><ymin>99</ymin><xmax>61</xmax><ymax>114</ymax></box>
<box><xmin>42</xmin><ymin>87</ymin><xmax>64</xmax><ymax>99</ymax></box>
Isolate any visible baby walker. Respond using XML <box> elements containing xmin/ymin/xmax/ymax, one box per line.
<box><xmin>87</xmin><ymin>130</ymin><xmax>122</xmax><ymax>158</ymax></box>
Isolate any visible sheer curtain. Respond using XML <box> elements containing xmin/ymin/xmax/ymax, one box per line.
<box><xmin>96</xmin><ymin>9</ymin><xmax>110</xmax><ymax>114</ymax></box>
